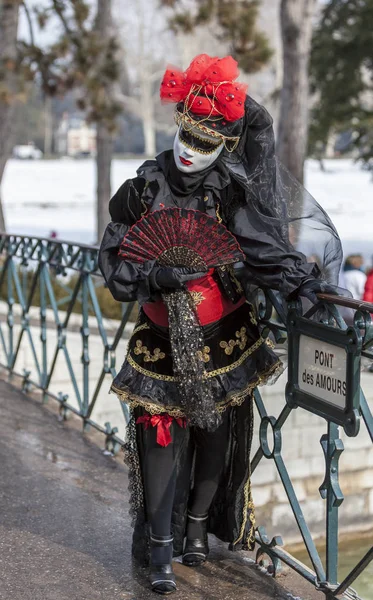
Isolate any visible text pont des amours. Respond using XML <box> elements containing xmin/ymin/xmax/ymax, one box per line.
<box><xmin>298</xmin><ymin>335</ymin><xmax>347</xmax><ymax>409</ymax></box>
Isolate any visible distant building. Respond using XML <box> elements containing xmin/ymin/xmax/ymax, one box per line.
<box><xmin>55</xmin><ymin>113</ymin><xmax>96</xmax><ymax>158</ymax></box>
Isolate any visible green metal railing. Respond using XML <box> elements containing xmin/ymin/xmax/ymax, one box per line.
<box><xmin>0</xmin><ymin>232</ymin><xmax>372</xmax><ymax>599</ymax></box>
<box><xmin>0</xmin><ymin>233</ymin><xmax>134</xmax><ymax>453</ymax></box>
<box><xmin>253</xmin><ymin>290</ymin><xmax>373</xmax><ymax>599</ymax></box>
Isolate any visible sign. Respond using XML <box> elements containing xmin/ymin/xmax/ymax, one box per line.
<box><xmin>286</xmin><ymin>310</ymin><xmax>361</xmax><ymax>437</ymax></box>
<box><xmin>298</xmin><ymin>335</ymin><xmax>347</xmax><ymax>409</ymax></box>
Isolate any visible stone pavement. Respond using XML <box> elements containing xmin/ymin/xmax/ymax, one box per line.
<box><xmin>0</xmin><ymin>378</ymin><xmax>323</xmax><ymax>600</ymax></box>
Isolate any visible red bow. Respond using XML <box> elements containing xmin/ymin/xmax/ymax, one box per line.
<box><xmin>136</xmin><ymin>413</ymin><xmax>186</xmax><ymax>447</ymax></box>
<box><xmin>160</xmin><ymin>54</ymin><xmax>247</xmax><ymax>122</ymax></box>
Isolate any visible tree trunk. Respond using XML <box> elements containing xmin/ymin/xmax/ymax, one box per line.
<box><xmin>277</xmin><ymin>0</ymin><xmax>317</xmax><ymax>184</ymax></box>
<box><xmin>143</xmin><ymin>117</ymin><xmax>156</xmax><ymax>157</ymax></box>
<box><xmin>44</xmin><ymin>95</ymin><xmax>53</xmax><ymax>156</ymax></box>
<box><xmin>325</xmin><ymin>130</ymin><xmax>337</xmax><ymax>158</ymax></box>
<box><xmin>136</xmin><ymin>0</ymin><xmax>157</xmax><ymax>157</ymax></box>
<box><xmin>0</xmin><ymin>0</ymin><xmax>22</xmax><ymax>232</ymax></box>
<box><xmin>96</xmin><ymin>122</ymin><xmax>113</xmax><ymax>244</ymax></box>
<box><xmin>141</xmin><ymin>78</ymin><xmax>156</xmax><ymax>157</ymax></box>
<box><xmin>94</xmin><ymin>0</ymin><xmax>114</xmax><ymax>244</ymax></box>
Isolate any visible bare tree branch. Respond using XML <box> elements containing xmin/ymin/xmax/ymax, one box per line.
<box><xmin>21</xmin><ymin>1</ymin><xmax>35</xmax><ymax>46</ymax></box>
<box><xmin>50</xmin><ymin>0</ymin><xmax>74</xmax><ymax>40</ymax></box>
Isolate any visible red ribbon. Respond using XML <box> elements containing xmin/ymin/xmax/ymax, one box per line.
<box><xmin>136</xmin><ymin>413</ymin><xmax>186</xmax><ymax>447</ymax></box>
<box><xmin>160</xmin><ymin>54</ymin><xmax>248</xmax><ymax>122</ymax></box>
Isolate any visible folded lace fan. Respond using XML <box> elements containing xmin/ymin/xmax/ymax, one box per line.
<box><xmin>118</xmin><ymin>207</ymin><xmax>245</xmax><ymax>268</ymax></box>
<box><xmin>118</xmin><ymin>207</ymin><xmax>246</xmax><ymax>431</ymax></box>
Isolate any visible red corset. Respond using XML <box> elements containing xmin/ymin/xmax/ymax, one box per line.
<box><xmin>143</xmin><ymin>269</ymin><xmax>245</xmax><ymax>327</ymax></box>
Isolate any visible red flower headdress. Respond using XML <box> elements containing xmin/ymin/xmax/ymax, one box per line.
<box><xmin>160</xmin><ymin>54</ymin><xmax>248</xmax><ymax>123</ymax></box>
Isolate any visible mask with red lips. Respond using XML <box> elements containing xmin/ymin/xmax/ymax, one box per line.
<box><xmin>173</xmin><ymin>124</ymin><xmax>224</xmax><ymax>173</ymax></box>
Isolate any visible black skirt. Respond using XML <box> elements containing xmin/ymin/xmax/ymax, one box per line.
<box><xmin>113</xmin><ymin>302</ymin><xmax>283</xmax><ymax>560</ymax></box>
<box><xmin>111</xmin><ymin>302</ymin><xmax>281</xmax><ymax>417</ymax></box>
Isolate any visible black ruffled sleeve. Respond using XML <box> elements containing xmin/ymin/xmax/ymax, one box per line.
<box><xmin>228</xmin><ymin>205</ymin><xmax>320</xmax><ymax>297</ymax></box>
<box><xmin>98</xmin><ymin>177</ymin><xmax>157</xmax><ymax>304</ymax></box>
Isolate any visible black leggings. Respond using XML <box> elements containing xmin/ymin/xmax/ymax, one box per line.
<box><xmin>143</xmin><ymin>412</ymin><xmax>230</xmax><ymax>538</ymax></box>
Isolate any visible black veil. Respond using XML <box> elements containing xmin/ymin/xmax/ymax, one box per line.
<box><xmin>222</xmin><ymin>95</ymin><xmax>343</xmax><ymax>286</ymax></box>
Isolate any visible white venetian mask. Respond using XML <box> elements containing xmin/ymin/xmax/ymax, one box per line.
<box><xmin>173</xmin><ymin>124</ymin><xmax>224</xmax><ymax>173</ymax></box>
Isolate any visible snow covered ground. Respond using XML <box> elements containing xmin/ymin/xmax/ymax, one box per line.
<box><xmin>2</xmin><ymin>157</ymin><xmax>373</xmax><ymax>263</ymax></box>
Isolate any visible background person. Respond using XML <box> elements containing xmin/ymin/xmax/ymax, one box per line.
<box><xmin>343</xmin><ymin>254</ymin><xmax>367</xmax><ymax>300</ymax></box>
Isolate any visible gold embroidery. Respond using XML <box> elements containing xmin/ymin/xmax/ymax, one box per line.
<box><xmin>128</xmin><ymin>353</ymin><xmax>175</xmax><ymax>381</ymax></box>
<box><xmin>216</xmin><ymin>202</ymin><xmax>222</xmax><ymax>223</ymax></box>
<box><xmin>231</xmin><ymin>361</ymin><xmax>285</xmax><ymax>549</ymax></box>
<box><xmin>219</xmin><ymin>361</ymin><xmax>283</xmax><ymax>411</ymax></box>
<box><xmin>227</xmin><ymin>264</ymin><xmax>244</xmax><ymax>295</ymax></box>
<box><xmin>132</xmin><ymin>323</ymin><xmax>150</xmax><ymax>336</ymax></box>
<box><xmin>232</xmin><ymin>394</ymin><xmax>255</xmax><ymax>549</ymax></box>
<box><xmin>209</xmin><ymin>336</ymin><xmax>267</xmax><ymax>376</ymax></box>
<box><xmin>265</xmin><ymin>337</ymin><xmax>275</xmax><ymax>349</ymax></box>
<box><xmin>111</xmin><ymin>385</ymin><xmax>185</xmax><ymax>417</ymax></box>
<box><xmin>178</xmin><ymin>129</ymin><xmax>222</xmax><ymax>155</ymax></box>
<box><xmin>128</xmin><ymin>335</ymin><xmax>268</xmax><ymax>381</ymax></box>
<box><xmin>110</xmin><ymin>360</ymin><xmax>283</xmax><ymax>420</ymax></box>
<box><xmin>190</xmin><ymin>291</ymin><xmax>205</xmax><ymax>306</ymax></box>
<box><xmin>159</xmin><ymin>246</ymin><xmax>207</xmax><ymax>270</ymax></box>
<box><xmin>249</xmin><ymin>311</ymin><xmax>257</xmax><ymax>325</ymax></box>
<box><xmin>174</xmin><ymin>110</ymin><xmax>240</xmax><ymax>152</ymax></box>
<box><xmin>196</xmin><ymin>346</ymin><xmax>210</xmax><ymax>363</ymax></box>
<box><xmin>133</xmin><ymin>340</ymin><xmax>166</xmax><ymax>363</ymax></box>
<box><xmin>233</xmin><ymin>476</ymin><xmax>255</xmax><ymax>548</ymax></box>
<box><xmin>220</xmin><ymin>327</ymin><xmax>247</xmax><ymax>355</ymax></box>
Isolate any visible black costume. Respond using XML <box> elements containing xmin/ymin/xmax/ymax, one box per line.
<box><xmin>99</xmin><ymin>54</ymin><xmax>342</xmax><ymax>593</ymax></box>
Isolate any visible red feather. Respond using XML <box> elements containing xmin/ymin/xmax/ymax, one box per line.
<box><xmin>160</xmin><ymin>54</ymin><xmax>247</xmax><ymax>122</ymax></box>
<box><xmin>160</xmin><ymin>66</ymin><xmax>192</xmax><ymax>104</ymax></box>
<box><xmin>185</xmin><ymin>54</ymin><xmax>239</xmax><ymax>84</ymax></box>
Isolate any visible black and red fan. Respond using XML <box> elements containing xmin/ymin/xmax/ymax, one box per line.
<box><xmin>118</xmin><ymin>207</ymin><xmax>245</xmax><ymax>268</ymax></box>
<box><xmin>118</xmin><ymin>207</ymin><xmax>245</xmax><ymax>431</ymax></box>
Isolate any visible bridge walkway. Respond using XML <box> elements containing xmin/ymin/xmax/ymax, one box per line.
<box><xmin>0</xmin><ymin>377</ymin><xmax>322</xmax><ymax>600</ymax></box>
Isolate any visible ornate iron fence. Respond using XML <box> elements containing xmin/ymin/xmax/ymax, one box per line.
<box><xmin>0</xmin><ymin>233</ymin><xmax>134</xmax><ymax>452</ymax></box>
<box><xmin>253</xmin><ymin>290</ymin><xmax>373</xmax><ymax>600</ymax></box>
<box><xmin>0</xmin><ymin>232</ymin><xmax>372</xmax><ymax>599</ymax></box>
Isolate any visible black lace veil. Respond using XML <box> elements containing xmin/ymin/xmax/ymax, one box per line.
<box><xmin>222</xmin><ymin>95</ymin><xmax>343</xmax><ymax>285</ymax></box>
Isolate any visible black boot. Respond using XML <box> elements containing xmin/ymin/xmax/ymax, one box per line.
<box><xmin>182</xmin><ymin>511</ymin><xmax>209</xmax><ymax>567</ymax></box>
<box><xmin>149</xmin><ymin>532</ymin><xmax>177</xmax><ymax>595</ymax></box>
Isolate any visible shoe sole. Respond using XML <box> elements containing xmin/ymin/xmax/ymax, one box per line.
<box><xmin>182</xmin><ymin>556</ymin><xmax>207</xmax><ymax>567</ymax></box>
<box><xmin>152</xmin><ymin>583</ymin><xmax>177</xmax><ymax>595</ymax></box>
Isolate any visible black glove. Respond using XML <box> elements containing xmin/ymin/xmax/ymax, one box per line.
<box><xmin>150</xmin><ymin>266</ymin><xmax>206</xmax><ymax>290</ymax></box>
<box><xmin>296</xmin><ymin>279</ymin><xmax>338</xmax><ymax>304</ymax></box>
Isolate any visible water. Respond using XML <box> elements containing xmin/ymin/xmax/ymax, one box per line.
<box><xmin>291</xmin><ymin>537</ymin><xmax>373</xmax><ymax>599</ymax></box>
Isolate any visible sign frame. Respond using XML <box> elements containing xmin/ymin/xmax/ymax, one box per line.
<box><xmin>286</xmin><ymin>308</ymin><xmax>361</xmax><ymax>437</ymax></box>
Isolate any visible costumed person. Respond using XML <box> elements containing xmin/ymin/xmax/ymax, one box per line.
<box><xmin>99</xmin><ymin>54</ymin><xmax>341</xmax><ymax>595</ymax></box>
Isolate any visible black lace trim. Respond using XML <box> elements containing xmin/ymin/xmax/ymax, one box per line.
<box><xmin>122</xmin><ymin>415</ymin><xmax>144</xmax><ymax>527</ymax></box>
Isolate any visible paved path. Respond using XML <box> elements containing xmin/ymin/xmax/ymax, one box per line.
<box><xmin>0</xmin><ymin>378</ymin><xmax>322</xmax><ymax>600</ymax></box>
